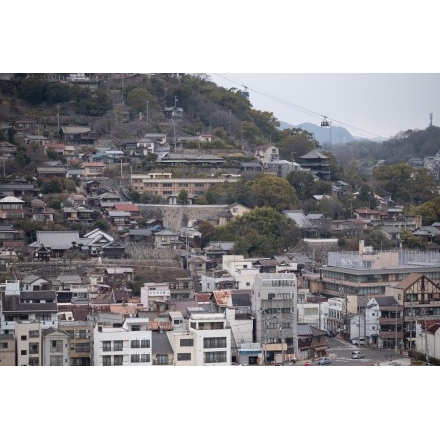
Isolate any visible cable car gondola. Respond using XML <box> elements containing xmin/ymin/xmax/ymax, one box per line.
<box><xmin>321</xmin><ymin>116</ymin><xmax>329</xmax><ymax>127</ymax></box>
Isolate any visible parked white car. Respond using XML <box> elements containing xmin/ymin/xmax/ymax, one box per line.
<box><xmin>350</xmin><ymin>338</ymin><xmax>365</xmax><ymax>345</ymax></box>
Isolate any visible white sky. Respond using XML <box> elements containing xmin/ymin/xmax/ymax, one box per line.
<box><xmin>208</xmin><ymin>73</ymin><xmax>440</xmax><ymax>140</ymax></box>
<box><xmin>6</xmin><ymin>3</ymin><xmax>439</xmax><ymax>142</ymax></box>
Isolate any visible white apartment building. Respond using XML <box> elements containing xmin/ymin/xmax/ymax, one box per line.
<box><xmin>93</xmin><ymin>317</ymin><xmax>152</xmax><ymax>366</ymax></box>
<box><xmin>188</xmin><ymin>312</ymin><xmax>231</xmax><ymax>366</ymax></box>
<box><xmin>297</xmin><ymin>301</ymin><xmax>329</xmax><ymax>331</ymax></box>
<box><xmin>140</xmin><ymin>282</ymin><xmax>171</xmax><ymax>311</ymax></box>
<box><xmin>221</xmin><ymin>255</ymin><xmax>259</xmax><ymax>290</ymax></box>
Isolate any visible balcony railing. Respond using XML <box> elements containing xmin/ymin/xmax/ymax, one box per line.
<box><xmin>379</xmin><ymin>331</ymin><xmax>404</xmax><ymax>339</ymax></box>
<box><xmin>379</xmin><ymin>318</ymin><xmax>404</xmax><ymax>325</ymax></box>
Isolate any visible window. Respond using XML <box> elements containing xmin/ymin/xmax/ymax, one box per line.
<box><xmin>21</xmin><ymin>350</ymin><xmax>27</xmax><ymax>355</ymax></box>
<box><xmin>130</xmin><ymin>340</ymin><xmax>140</xmax><ymax>349</ymax></box>
<box><xmin>130</xmin><ymin>325</ymin><xmax>140</xmax><ymax>331</ymax></box>
<box><xmin>203</xmin><ymin>337</ymin><xmax>227</xmax><ymax>349</ymax></box>
<box><xmin>29</xmin><ymin>357</ymin><xmax>39</xmax><ymax>366</ymax></box>
<box><xmin>177</xmin><ymin>353</ymin><xmax>191</xmax><ymax>361</ymax></box>
<box><xmin>103</xmin><ymin>341</ymin><xmax>112</xmax><ymax>352</ymax></box>
<box><xmin>29</xmin><ymin>343</ymin><xmax>39</xmax><ymax>354</ymax></box>
<box><xmin>75</xmin><ymin>343</ymin><xmax>90</xmax><ymax>352</ymax></box>
<box><xmin>114</xmin><ymin>355</ymin><xmax>123</xmax><ymax>366</ymax></box>
<box><xmin>51</xmin><ymin>340</ymin><xmax>63</xmax><ymax>352</ymax></box>
<box><xmin>156</xmin><ymin>354</ymin><xmax>169</xmax><ymax>365</ymax></box>
<box><xmin>21</xmin><ymin>335</ymin><xmax>27</xmax><ymax>341</ymax></box>
<box><xmin>50</xmin><ymin>355</ymin><xmax>63</xmax><ymax>366</ymax></box>
<box><xmin>103</xmin><ymin>355</ymin><xmax>112</xmax><ymax>366</ymax></box>
<box><xmin>0</xmin><ymin>342</ymin><xmax>7</xmax><ymax>349</ymax></box>
<box><xmin>141</xmin><ymin>354</ymin><xmax>150</xmax><ymax>363</ymax></box>
<box><xmin>140</xmin><ymin>339</ymin><xmax>150</xmax><ymax>348</ymax></box>
<box><xmin>29</xmin><ymin>330</ymin><xmax>40</xmax><ymax>338</ymax></box>
<box><xmin>204</xmin><ymin>351</ymin><xmax>227</xmax><ymax>363</ymax></box>
<box><xmin>75</xmin><ymin>330</ymin><xmax>88</xmax><ymax>339</ymax></box>
<box><xmin>131</xmin><ymin>354</ymin><xmax>140</xmax><ymax>363</ymax></box>
<box><xmin>114</xmin><ymin>340</ymin><xmax>123</xmax><ymax>351</ymax></box>
<box><xmin>180</xmin><ymin>339</ymin><xmax>194</xmax><ymax>347</ymax></box>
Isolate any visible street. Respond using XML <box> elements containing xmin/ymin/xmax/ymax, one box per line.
<box><xmin>298</xmin><ymin>337</ymin><xmax>407</xmax><ymax>366</ymax></box>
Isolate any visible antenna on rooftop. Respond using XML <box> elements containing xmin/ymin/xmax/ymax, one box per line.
<box><xmin>429</xmin><ymin>113</ymin><xmax>433</xmax><ymax>127</ymax></box>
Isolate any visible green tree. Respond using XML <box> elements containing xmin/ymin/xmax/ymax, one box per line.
<box><xmin>18</xmin><ymin>219</ymin><xmax>43</xmax><ymax>243</ymax></box>
<box><xmin>210</xmin><ymin>206</ymin><xmax>301</xmax><ymax>257</ymax></box>
<box><xmin>356</xmin><ymin>184</ymin><xmax>378</xmax><ymax>209</ymax></box>
<box><xmin>196</xmin><ymin>221</ymin><xmax>216</xmax><ymax>248</ymax></box>
<box><xmin>177</xmin><ymin>189</ymin><xmax>189</xmax><ymax>205</ymax></box>
<box><xmin>286</xmin><ymin>170</ymin><xmax>316</xmax><ymax>200</ymax></box>
<box><xmin>360</xmin><ymin>229</ymin><xmax>393</xmax><ymax>250</ymax></box>
<box><xmin>17</xmin><ymin>76</ymin><xmax>49</xmax><ymax>104</ymax></box>
<box><xmin>41</xmin><ymin>179</ymin><xmax>63</xmax><ymax>194</ymax></box>
<box><xmin>48</xmin><ymin>197</ymin><xmax>62</xmax><ymax>210</ymax></box>
<box><xmin>414</xmin><ymin>195</ymin><xmax>440</xmax><ymax>225</ymax></box>
<box><xmin>126</xmin><ymin>87</ymin><xmax>150</xmax><ymax>114</ymax></box>
<box><xmin>277</xmin><ymin>128</ymin><xmax>315</xmax><ymax>161</ymax></box>
<box><xmin>371</xmin><ymin>163</ymin><xmax>437</xmax><ymax>205</ymax></box>
<box><xmin>46</xmin><ymin>82</ymin><xmax>73</xmax><ymax>104</ymax></box>
<box><xmin>400</xmin><ymin>229</ymin><xmax>426</xmax><ymax>249</ymax></box>
<box><xmin>250</xmin><ymin>174</ymin><xmax>298</xmax><ymax>211</ymax></box>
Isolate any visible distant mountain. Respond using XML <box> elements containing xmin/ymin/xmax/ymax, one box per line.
<box><xmin>279</xmin><ymin>120</ymin><xmax>364</xmax><ymax>145</ymax></box>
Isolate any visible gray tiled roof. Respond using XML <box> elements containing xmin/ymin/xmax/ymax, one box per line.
<box><xmin>35</xmin><ymin>231</ymin><xmax>80</xmax><ymax>250</ymax></box>
<box><xmin>152</xmin><ymin>331</ymin><xmax>174</xmax><ymax>355</ymax></box>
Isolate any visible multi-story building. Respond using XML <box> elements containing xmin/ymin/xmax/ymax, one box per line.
<box><xmin>141</xmin><ymin>282</ymin><xmax>171</xmax><ymax>313</ymax></box>
<box><xmin>130</xmin><ymin>172</ymin><xmax>239</xmax><ymax>199</ymax></box>
<box><xmin>188</xmin><ymin>312</ymin><xmax>231</xmax><ymax>366</ymax></box>
<box><xmin>365</xmin><ymin>296</ymin><xmax>404</xmax><ymax>350</ymax></box>
<box><xmin>221</xmin><ymin>255</ymin><xmax>260</xmax><ymax>290</ymax></box>
<box><xmin>166</xmin><ymin>328</ymin><xmax>197</xmax><ymax>366</ymax></box>
<box><xmin>382</xmin><ymin>272</ymin><xmax>440</xmax><ymax>350</ymax></box>
<box><xmin>93</xmin><ymin>317</ymin><xmax>152</xmax><ymax>366</ymax></box>
<box><xmin>251</xmin><ymin>272</ymin><xmax>298</xmax><ymax>364</ymax></box>
<box><xmin>15</xmin><ymin>321</ymin><xmax>42</xmax><ymax>366</ymax></box>
<box><xmin>59</xmin><ymin>320</ymin><xmax>93</xmax><ymax>366</ymax></box>
<box><xmin>0</xmin><ymin>333</ymin><xmax>15</xmax><ymax>366</ymax></box>
<box><xmin>319</xmin><ymin>240</ymin><xmax>440</xmax><ymax>300</ymax></box>
<box><xmin>0</xmin><ymin>280</ymin><xmax>58</xmax><ymax>336</ymax></box>
<box><xmin>41</xmin><ymin>327</ymin><xmax>70</xmax><ymax>366</ymax></box>
<box><xmin>0</xmin><ymin>195</ymin><xmax>25</xmax><ymax>225</ymax></box>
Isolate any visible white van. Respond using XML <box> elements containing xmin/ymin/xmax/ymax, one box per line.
<box><xmin>351</xmin><ymin>350</ymin><xmax>365</xmax><ymax>359</ymax></box>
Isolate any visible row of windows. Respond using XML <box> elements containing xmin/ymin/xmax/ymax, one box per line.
<box><xmin>204</xmin><ymin>351</ymin><xmax>227</xmax><ymax>363</ymax></box>
<box><xmin>265</xmin><ymin>308</ymin><xmax>292</xmax><ymax>314</ymax></box>
<box><xmin>267</xmin><ymin>293</ymin><xmax>292</xmax><ymax>300</ymax></box>
<box><xmin>203</xmin><ymin>337</ymin><xmax>226</xmax><ymax>349</ymax></box>
<box><xmin>102</xmin><ymin>339</ymin><xmax>151</xmax><ymax>351</ymax></box>
<box><xmin>262</xmin><ymin>280</ymin><xmax>295</xmax><ymax>287</ymax></box>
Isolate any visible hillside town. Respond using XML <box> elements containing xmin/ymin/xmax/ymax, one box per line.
<box><xmin>1</xmin><ymin>73</ymin><xmax>440</xmax><ymax>366</ymax></box>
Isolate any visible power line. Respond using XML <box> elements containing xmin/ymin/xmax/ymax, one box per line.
<box><xmin>212</xmin><ymin>73</ymin><xmax>389</xmax><ymax>141</ymax></box>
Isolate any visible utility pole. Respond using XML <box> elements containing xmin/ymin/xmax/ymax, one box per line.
<box><xmin>57</xmin><ymin>104</ymin><xmax>60</xmax><ymax>134</ymax></box>
<box><xmin>422</xmin><ymin>308</ymin><xmax>430</xmax><ymax>364</ymax></box>
<box><xmin>395</xmin><ymin>302</ymin><xmax>398</xmax><ymax>357</ymax></box>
